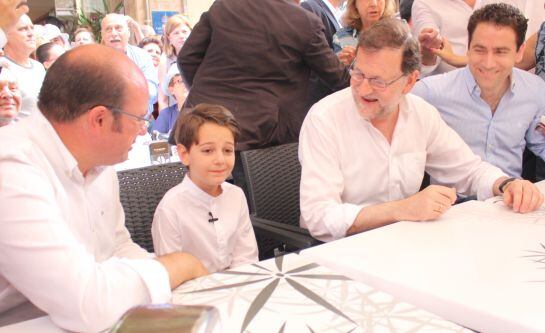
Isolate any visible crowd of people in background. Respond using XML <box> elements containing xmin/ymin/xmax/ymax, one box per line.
<box><xmin>1</xmin><ymin>0</ymin><xmax>545</xmax><ymax>332</ymax></box>
<box><xmin>0</xmin><ymin>9</ymin><xmax>192</xmax><ymax>130</ymax></box>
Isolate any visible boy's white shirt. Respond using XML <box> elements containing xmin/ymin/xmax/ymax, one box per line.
<box><xmin>151</xmin><ymin>175</ymin><xmax>258</xmax><ymax>273</ymax></box>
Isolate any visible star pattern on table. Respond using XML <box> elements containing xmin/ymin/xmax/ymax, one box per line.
<box><xmin>177</xmin><ymin>255</ymin><xmax>468</xmax><ymax>333</ymax></box>
<box><xmin>182</xmin><ymin>255</ymin><xmax>356</xmax><ymax>332</ymax></box>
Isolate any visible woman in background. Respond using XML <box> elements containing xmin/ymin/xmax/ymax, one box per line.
<box><xmin>139</xmin><ymin>37</ymin><xmax>163</xmax><ymax>68</ymax></box>
<box><xmin>158</xmin><ymin>15</ymin><xmax>192</xmax><ymax>111</ymax></box>
<box><xmin>72</xmin><ymin>27</ymin><xmax>95</xmax><ymax>47</ymax></box>
<box><xmin>332</xmin><ymin>0</ymin><xmax>397</xmax><ymax>65</ymax></box>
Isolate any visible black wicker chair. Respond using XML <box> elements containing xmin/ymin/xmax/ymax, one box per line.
<box><xmin>117</xmin><ymin>162</ymin><xmax>187</xmax><ymax>252</ymax></box>
<box><xmin>240</xmin><ymin>143</ymin><xmax>321</xmax><ymax>260</ymax></box>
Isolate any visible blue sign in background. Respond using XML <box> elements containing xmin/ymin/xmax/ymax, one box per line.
<box><xmin>152</xmin><ymin>11</ymin><xmax>179</xmax><ymax>35</ymax></box>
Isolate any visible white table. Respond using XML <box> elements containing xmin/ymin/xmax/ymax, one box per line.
<box><xmin>0</xmin><ymin>254</ymin><xmax>467</xmax><ymax>333</ymax></box>
<box><xmin>172</xmin><ymin>253</ymin><xmax>469</xmax><ymax>332</ymax></box>
<box><xmin>301</xmin><ymin>200</ymin><xmax>545</xmax><ymax>333</ymax></box>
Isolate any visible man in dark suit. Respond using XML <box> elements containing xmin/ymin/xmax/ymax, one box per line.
<box><xmin>301</xmin><ymin>0</ymin><xmax>343</xmax><ymax>47</ymax></box>
<box><xmin>300</xmin><ymin>0</ymin><xmax>345</xmax><ymax>109</ymax></box>
<box><xmin>179</xmin><ymin>0</ymin><xmax>350</xmax><ymax>151</ymax></box>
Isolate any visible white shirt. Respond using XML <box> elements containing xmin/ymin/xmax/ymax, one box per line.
<box><xmin>0</xmin><ymin>111</ymin><xmax>171</xmax><ymax>332</ymax></box>
<box><xmin>411</xmin><ymin>0</ymin><xmax>541</xmax><ymax>77</ymax></box>
<box><xmin>411</xmin><ymin>0</ymin><xmax>476</xmax><ymax>76</ymax></box>
<box><xmin>0</xmin><ymin>56</ymin><xmax>45</xmax><ymax>115</ymax></box>
<box><xmin>152</xmin><ymin>176</ymin><xmax>258</xmax><ymax>273</ymax></box>
<box><xmin>500</xmin><ymin>0</ymin><xmax>545</xmax><ymax>36</ymax></box>
<box><xmin>298</xmin><ymin>88</ymin><xmax>506</xmax><ymax>242</ymax></box>
<box><xmin>319</xmin><ymin>0</ymin><xmax>344</xmax><ymax>27</ymax></box>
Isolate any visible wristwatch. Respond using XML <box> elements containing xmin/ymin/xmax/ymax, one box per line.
<box><xmin>499</xmin><ymin>177</ymin><xmax>516</xmax><ymax>193</ymax></box>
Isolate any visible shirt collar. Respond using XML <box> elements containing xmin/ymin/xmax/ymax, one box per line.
<box><xmin>181</xmin><ymin>174</ymin><xmax>226</xmax><ymax>204</ymax></box>
<box><xmin>28</xmin><ymin>110</ymin><xmax>105</xmax><ymax>182</ymax></box>
<box><xmin>463</xmin><ymin>65</ymin><xmax>516</xmax><ymax>97</ymax></box>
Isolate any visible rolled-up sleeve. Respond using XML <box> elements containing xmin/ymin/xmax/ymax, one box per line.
<box><xmin>299</xmin><ymin>108</ymin><xmax>363</xmax><ymax>242</ymax></box>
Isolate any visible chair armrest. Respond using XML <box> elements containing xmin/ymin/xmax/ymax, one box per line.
<box><xmin>250</xmin><ymin>216</ymin><xmax>322</xmax><ymax>249</ymax></box>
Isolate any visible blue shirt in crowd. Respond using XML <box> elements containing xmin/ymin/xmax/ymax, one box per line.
<box><xmin>153</xmin><ymin>104</ymin><xmax>179</xmax><ymax>134</ymax></box>
<box><xmin>126</xmin><ymin>44</ymin><xmax>158</xmax><ymax>115</ymax></box>
<box><xmin>412</xmin><ymin>66</ymin><xmax>545</xmax><ymax>178</ymax></box>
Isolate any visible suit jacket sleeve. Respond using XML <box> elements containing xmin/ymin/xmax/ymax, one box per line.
<box><xmin>303</xmin><ymin>16</ymin><xmax>350</xmax><ymax>91</ymax></box>
<box><xmin>178</xmin><ymin>11</ymin><xmax>212</xmax><ymax>87</ymax></box>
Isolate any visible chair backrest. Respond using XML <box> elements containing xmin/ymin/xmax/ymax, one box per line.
<box><xmin>241</xmin><ymin>142</ymin><xmax>300</xmax><ymax>226</ymax></box>
<box><xmin>117</xmin><ymin>162</ymin><xmax>187</xmax><ymax>252</ymax></box>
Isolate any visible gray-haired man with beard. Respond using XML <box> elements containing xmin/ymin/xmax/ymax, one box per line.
<box><xmin>298</xmin><ymin>18</ymin><xmax>544</xmax><ymax>243</ymax></box>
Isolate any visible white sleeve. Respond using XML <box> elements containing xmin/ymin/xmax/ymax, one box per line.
<box><xmin>411</xmin><ymin>0</ymin><xmax>441</xmax><ymax>74</ymax></box>
<box><xmin>0</xmin><ymin>157</ymin><xmax>171</xmax><ymax>333</ymax></box>
<box><xmin>151</xmin><ymin>196</ymin><xmax>184</xmax><ymax>256</ymax></box>
<box><xmin>421</xmin><ymin>101</ymin><xmax>506</xmax><ymax>200</ymax></box>
<box><xmin>229</xmin><ymin>191</ymin><xmax>258</xmax><ymax>268</ymax></box>
<box><xmin>0</xmin><ymin>28</ymin><xmax>6</xmax><ymax>49</ymax></box>
<box><xmin>299</xmin><ymin>109</ymin><xmax>363</xmax><ymax>242</ymax></box>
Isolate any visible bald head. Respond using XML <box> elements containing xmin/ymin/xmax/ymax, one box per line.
<box><xmin>101</xmin><ymin>14</ymin><xmax>130</xmax><ymax>52</ymax></box>
<box><xmin>38</xmin><ymin>44</ymin><xmax>148</xmax><ymax>122</ymax></box>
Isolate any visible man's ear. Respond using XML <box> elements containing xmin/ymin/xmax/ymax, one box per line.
<box><xmin>177</xmin><ymin>143</ymin><xmax>190</xmax><ymax>166</ymax></box>
<box><xmin>402</xmin><ymin>70</ymin><xmax>420</xmax><ymax>94</ymax></box>
<box><xmin>515</xmin><ymin>41</ymin><xmax>526</xmax><ymax>64</ymax></box>
<box><xmin>87</xmin><ymin>105</ymin><xmax>108</xmax><ymax>131</ymax></box>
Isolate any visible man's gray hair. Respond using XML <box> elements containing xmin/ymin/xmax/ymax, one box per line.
<box><xmin>357</xmin><ymin>18</ymin><xmax>421</xmax><ymax>75</ymax></box>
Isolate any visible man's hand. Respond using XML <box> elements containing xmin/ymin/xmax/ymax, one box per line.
<box><xmin>156</xmin><ymin>252</ymin><xmax>209</xmax><ymax>289</ymax></box>
<box><xmin>0</xmin><ymin>0</ymin><xmax>28</xmax><ymax>32</ymax></box>
<box><xmin>418</xmin><ymin>28</ymin><xmax>442</xmax><ymax>50</ymax></box>
<box><xmin>418</xmin><ymin>28</ymin><xmax>443</xmax><ymax>66</ymax></box>
<box><xmin>502</xmin><ymin>179</ymin><xmax>544</xmax><ymax>213</ymax></box>
<box><xmin>430</xmin><ymin>37</ymin><xmax>468</xmax><ymax>67</ymax></box>
<box><xmin>338</xmin><ymin>46</ymin><xmax>356</xmax><ymax>66</ymax></box>
<box><xmin>397</xmin><ymin>185</ymin><xmax>457</xmax><ymax>221</ymax></box>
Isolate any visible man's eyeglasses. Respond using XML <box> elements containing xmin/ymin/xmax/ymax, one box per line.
<box><xmin>95</xmin><ymin>105</ymin><xmax>151</xmax><ymax>129</ymax></box>
<box><xmin>349</xmin><ymin>63</ymin><xmax>406</xmax><ymax>90</ymax></box>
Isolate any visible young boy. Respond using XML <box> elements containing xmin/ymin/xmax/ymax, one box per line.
<box><xmin>151</xmin><ymin>104</ymin><xmax>259</xmax><ymax>273</ymax></box>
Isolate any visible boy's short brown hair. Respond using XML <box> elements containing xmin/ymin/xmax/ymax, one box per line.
<box><xmin>173</xmin><ymin>103</ymin><xmax>240</xmax><ymax>149</ymax></box>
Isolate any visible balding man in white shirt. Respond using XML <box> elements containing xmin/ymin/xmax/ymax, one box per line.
<box><xmin>0</xmin><ymin>45</ymin><xmax>207</xmax><ymax>332</ymax></box>
<box><xmin>299</xmin><ymin>18</ymin><xmax>544</xmax><ymax>242</ymax></box>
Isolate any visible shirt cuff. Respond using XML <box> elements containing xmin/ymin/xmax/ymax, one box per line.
<box><xmin>122</xmin><ymin>258</ymin><xmax>172</xmax><ymax>303</ymax></box>
<box><xmin>0</xmin><ymin>28</ymin><xmax>6</xmax><ymax>49</ymax></box>
<box><xmin>324</xmin><ymin>203</ymin><xmax>363</xmax><ymax>241</ymax></box>
<box><xmin>476</xmin><ymin>168</ymin><xmax>507</xmax><ymax>201</ymax></box>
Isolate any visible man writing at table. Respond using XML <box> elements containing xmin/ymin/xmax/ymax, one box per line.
<box><xmin>0</xmin><ymin>45</ymin><xmax>207</xmax><ymax>332</ymax></box>
<box><xmin>299</xmin><ymin>18</ymin><xmax>544</xmax><ymax>243</ymax></box>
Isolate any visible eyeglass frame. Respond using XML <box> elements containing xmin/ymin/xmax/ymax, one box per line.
<box><xmin>349</xmin><ymin>59</ymin><xmax>406</xmax><ymax>90</ymax></box>
<box><xmin>92</xmin><ymin>104</ymin><xmax>151</xmax><ymax>129</ymax></box>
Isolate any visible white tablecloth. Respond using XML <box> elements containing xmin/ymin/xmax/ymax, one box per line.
<box><xmin>302</xmin><ymin>200</ymin><xmax>545</xmax><ymax>333</ymax></box>
<box><xmin>173</xmin><ymin>253</ymin><xmax>468</xmax><ymax>332</ymax></box>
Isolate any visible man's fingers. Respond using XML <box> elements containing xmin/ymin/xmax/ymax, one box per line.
<box><xmin>527</xmin><ymin>189</ymin><xmax>542</xmax><ymax>213</ymax></box>
<box><xmin>521</xmin><ymin>183</ymin><xmax>544</xmax><ymax>213</ymax></box>
<box><xmin>510</xmin><ymin>182</ymin><xmax>523</xmax><ymax>212</ymax></box>
<box><xmin>518</xmin><ymin>185</ymin><xmax>531</xmax><ymax>213</ymax></box>
<box><xmin>429</xmin><ymin>185</ymin><xmax>457</xmax><ymax>203</ymax></box>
